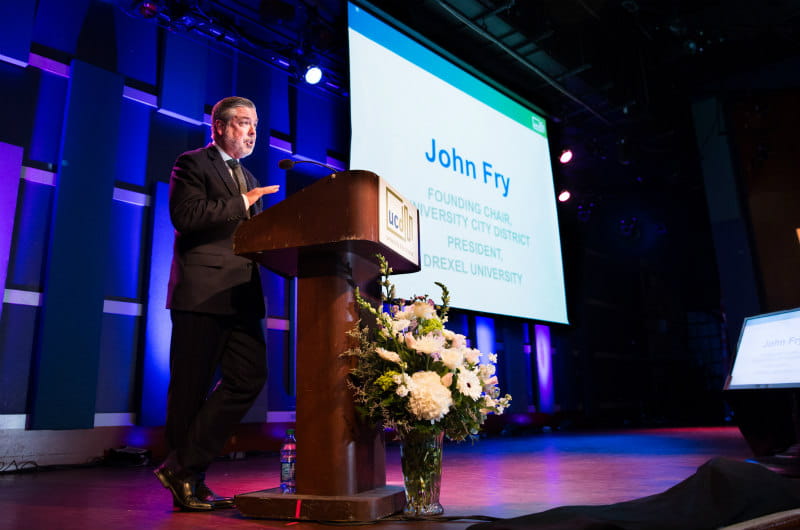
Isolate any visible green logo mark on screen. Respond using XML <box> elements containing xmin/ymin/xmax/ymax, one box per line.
<box><xmin>531</xmin><ymin>115</ymin><xmax>546</xmax><ymax>134</ymax></box>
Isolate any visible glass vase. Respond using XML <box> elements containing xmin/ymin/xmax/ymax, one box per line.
<box><xmin>399</xmin><ymin>429</ymin><xmax>445</xmax><ymax>516</ymax></box>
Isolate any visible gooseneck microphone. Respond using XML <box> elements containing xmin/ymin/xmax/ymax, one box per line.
<box><xmin>278</xmin><ymin>158</ymin><xmax>339</xmax><ymax>175</ymax></box>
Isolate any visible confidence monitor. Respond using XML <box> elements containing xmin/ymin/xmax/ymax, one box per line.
<box><xmin>724</xmin><ymin>307</ymin><xmax>800</xmax><ymax>471</ymax></box>
<box><xmin>724</xmin><ymin>307</ymin><xmax>800</xmax><ymax>390</ymax></box>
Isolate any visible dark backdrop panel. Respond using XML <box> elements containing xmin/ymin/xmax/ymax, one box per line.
<box><xmin>295</xmin><ymin>88</ymin><xmax>330</xmax><ymax>162</ymax></box>
<box><xmin>0</xmin><ymin>64</ymin><xmax>39</xmax><ymax>153</ymax></box>
<box><xmin>113</xmin><ymin>7</ymin><xmax>157</xmax><ymax>87</ymax></box>
<box><xmin>0</xmin><ymin>0</ymin><xmax>35</xmax><ymax>66</ymax></box>
<box><xmin>30</xmin><ymin>73</ymin><xmax>68</xmax><ymax>166</ymax></box>
<box><xmin>115</xmin><ymin>99</ymin><xmax>152</xmax><ymax>189</ymax></box>
<box><xmin>146</xmin><ymin>112</ymin><xmax>207</xmax><ymax>186</ymax></box>
<box><xmin>29</xmin><ymin>60</ymin><xmax>123</xmax><ymax>430</ymax></box>
<box><xmin>268</xmin><ymin>69</ymin><xmax>291</xmax><ymax>136</ymax></box>
<box><xmin>160</xmin><ymin>32</ymin><xmax>207</xmax><ymax>124</ymax></box>
<box><xmin>33</xmin><ymin>0</ymin><xmax>91</xmax><ymax>57</ymax></box>
<box><xmin>0</xmin><ymin>305</ymin><xmax>37</xmax><ymax>413</ymax></box>
<box><xmin>106</xmin><ymin>200</ymin><xmax>145</xmax><ymax>301</ymax></box>
<box><xmin>206</xmin><ymin>45</ymin><xmax>236</xmax><ymax>106</ymax></box>
<box><xmin>76</xmin><ymin>1</ymin><xmax>118</xmax><ymax>72</ymax></box>
<box><xmin>96</xmin><ymin>313</ymin><xmax>140</xmax><ymax>413</ymax></box>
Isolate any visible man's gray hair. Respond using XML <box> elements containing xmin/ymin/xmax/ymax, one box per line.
<box><xmin>211</xmin><ymin>96</ymin><xmax>256</xmax><ymax>133</ymax></box>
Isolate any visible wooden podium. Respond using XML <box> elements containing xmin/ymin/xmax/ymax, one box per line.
<box><xmin>232</xmin><ymin>170</ymin><xmax>420</xmax><ymax>521</ymax></box>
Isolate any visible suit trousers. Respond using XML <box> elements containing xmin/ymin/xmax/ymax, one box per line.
<box><xmin>166</xmin><ymin>310</ymin><xmax>267</xmax><ymax>474</ymax></box>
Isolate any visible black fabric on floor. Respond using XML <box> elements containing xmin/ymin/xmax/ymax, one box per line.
<box><xmin>467</xmin><ymin>457</ymin><xmax>800</xmax><ymax>530</ymax></box>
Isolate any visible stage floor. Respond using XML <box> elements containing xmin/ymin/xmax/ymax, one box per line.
<box><xmin>0</xmin><ymin>427</ymin><xmax>755</xmax><ymax>530</ymax></box>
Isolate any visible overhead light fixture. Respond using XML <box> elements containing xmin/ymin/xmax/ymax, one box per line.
<box><xmin>137</xmin><ymin>1</ymin><xmax>161</xmax><ymax>18</ymax></box>
<box><xmin>557</xmin><ymin>190</ymin><xmax>571</xmax><ymax>202</ymax></box>
<box><xmin>559</xmin><ymin>149</ymin><xmax>573</xmax><ymax>164</ymax></box>
<box><xmin>303</xmin><ymin>64</ymin><xmax>323</xmax><ymax>85</ymax></box>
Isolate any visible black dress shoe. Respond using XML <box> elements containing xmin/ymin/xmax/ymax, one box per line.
<box><xmin>154</xmin><ymin>464</ymin><xmax>214</xmax><ymax>511</ymax></box>
<box><xmin>196</xmin><ymin>481</ymin><xmax>235</xmax><ymax>509</ymax></box>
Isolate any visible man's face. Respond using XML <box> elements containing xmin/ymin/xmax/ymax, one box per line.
<box><xmin>215</xmin><ymin>106</ymin><xmax>258</xmax><ymax>159</ymax></box>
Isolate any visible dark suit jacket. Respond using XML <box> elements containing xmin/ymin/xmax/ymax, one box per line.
<box><xmin>166</xmin><ymin>144</ymin><xmax>265</xmax><ymax>317</ymax></box>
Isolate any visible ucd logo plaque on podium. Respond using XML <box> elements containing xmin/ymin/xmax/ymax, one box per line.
<box><xmin>379</xmin><ymin>178</ymin><xmax>419</xmax><ymax>267</ymax></box>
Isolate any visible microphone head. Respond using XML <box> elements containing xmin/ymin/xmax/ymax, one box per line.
<box><xmin>278</xmin><ymin>159</ymin><xmax>295</xmax><ymax>170</ymax></box>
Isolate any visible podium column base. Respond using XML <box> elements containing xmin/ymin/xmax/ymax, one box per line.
<box><xmin>235</xmin><ymin>486</ymin><xmax>406</xmax><ymax>522</ymax></box>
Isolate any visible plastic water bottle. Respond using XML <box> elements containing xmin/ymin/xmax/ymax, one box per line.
<box><xmin>280</xmin><ymin>428</ymin><xmax>297</xmax><ymax>493</ymax></box>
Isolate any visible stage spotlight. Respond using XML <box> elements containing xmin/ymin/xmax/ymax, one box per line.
<box><xmin>557</xmin><ymin>190</ymin><xmax>571</xmax><ymax>202</ymax></box>
<box><xmin>137</xmin><ymin>1</ymin><xmax>161</xmax><ymax>18</ymax></box>
<box><xmin>559</xmin><ymin>149</ymin><xmax>573</xmax><ymax>164</ymax></box>
<box><xmin>303</xmin><ymin>64</ymin><xmax>323</xmax><ymax>85</ymax></box>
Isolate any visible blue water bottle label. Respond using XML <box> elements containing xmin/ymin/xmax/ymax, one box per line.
<box><xmin>280</xmin><ymin>461</ymin><xmax>295</xmax><ymax>483</ymax></box>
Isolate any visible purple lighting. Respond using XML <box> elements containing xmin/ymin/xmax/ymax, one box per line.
<box><xmin>535</xmin><ymin>324</ymin><xmax>554</xmax><ymax>413</ymax></box>
<box><xmin>0</xmin><ymin>143</ymin><xmax>24</xmax><ymax>321</ymax></box>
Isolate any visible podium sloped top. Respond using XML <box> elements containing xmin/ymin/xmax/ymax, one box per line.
<box><xmin>234</xmin><ymin>170</ymin><xmax>420</xmax><ymax>277</ymax></box>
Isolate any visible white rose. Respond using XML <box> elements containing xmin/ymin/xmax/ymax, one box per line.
<box><xmin>440</xmin><ymin>348</ymin><xmax>464</xmax><ymax>370</ymax></box>
<box><xmin>464</xmin><ymin>348</ymin><xmax>481</xmax><ymax>364</ymax></box>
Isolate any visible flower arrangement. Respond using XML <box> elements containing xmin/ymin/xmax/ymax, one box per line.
<box><xmin>345</xmin><ymin>255</ymin><xmax>512</xmax><ymax>441</ymax></box>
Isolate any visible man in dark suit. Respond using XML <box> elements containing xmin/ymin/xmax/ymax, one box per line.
<box><xmin>154</xmin><ymin>96</ymin><xmax>280</xmax><ymax>511</ymax></box>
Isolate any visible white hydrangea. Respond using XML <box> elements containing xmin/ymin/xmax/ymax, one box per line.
<box><xmin>407</xmin><ymin>371</ymin><xmax>453</xmax><ymax>421</ymax></box>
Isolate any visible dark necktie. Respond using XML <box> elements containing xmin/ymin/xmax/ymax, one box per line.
<box><xmin>226</xmin><ymin>159</ymin><xmax>248</xmax><ymax>194</ymax></box>
<box><xmin>228</xmin><ymin>158</ymin><xmax>255</xmax><ymax>219</ymax></box>
<box><xmin>223</xmin><ymin>158</ymin><xmax>253</xmax><ymax>219</ymax></box>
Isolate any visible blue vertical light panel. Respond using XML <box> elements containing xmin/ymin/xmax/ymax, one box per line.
<box><xmin>140</xmin><ymin>182</ymin><xmax>172</xmax><ymax>426</ymax></box>
<box><xmin>29</xmin><ymin>61</ymin><xmax>123</xmax><ymax>430</ymax></box>
<box><xmin>474</xmin><ymin>315</ymin><xmax>496</xmax><ymax>364</ymax></box>
<box><xmin>0</xmin><ymin>143</ymin><xmax>23</xmax><ymax>320</ymax></box>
